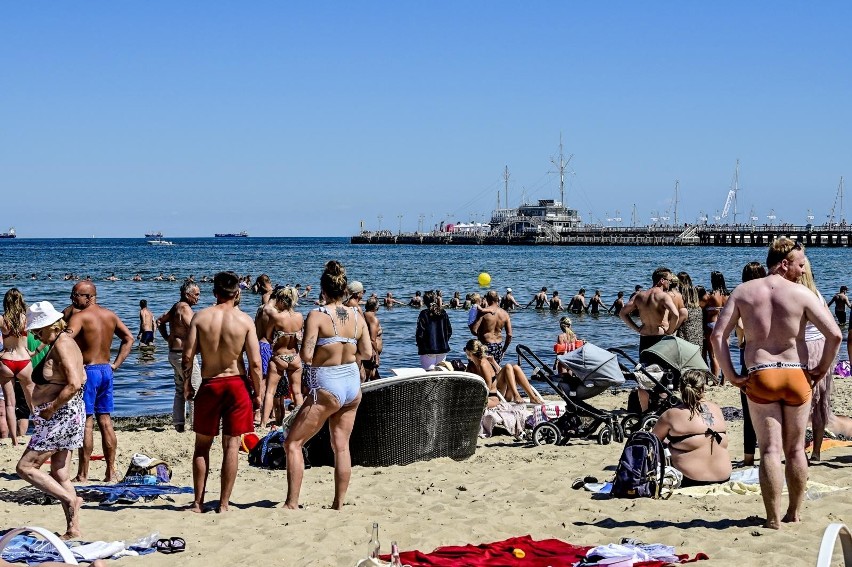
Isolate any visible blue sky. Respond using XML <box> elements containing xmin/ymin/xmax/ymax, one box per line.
<box><xmin>2</xmin><ymin>2</ymin><xmax>850</xmax><ymax>237</ymax></box>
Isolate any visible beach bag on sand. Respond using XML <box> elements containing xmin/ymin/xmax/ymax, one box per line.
<box><xmin>248</xmin><ymin>430</ymin><xmax>310</xmax><ymax>470</ymax></box>
<box><xmin>123</xmin><ymin>453</ymin><xmax>172</xmax><ymax>484</ymax></box>
<box><xmin>612</xmin><ymin>431</ymin><xmax>666</xmax><ymax>499</ymax></box>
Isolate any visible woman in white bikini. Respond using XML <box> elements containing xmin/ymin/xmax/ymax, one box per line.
<box><xmin>283</xmin><ymin>261</ymin><xmax>372</xmax><ymax>510</ymax></box>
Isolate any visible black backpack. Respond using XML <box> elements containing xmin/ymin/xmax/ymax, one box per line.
<box><xmin>248</xmin><ymin>430</ymin><xmax>310</xmax><ymax>470</ymax></box>
<box><xmin>611</xmin><ymin>431</ymin><xmax>666</xmax><ymax>498</ymax></box>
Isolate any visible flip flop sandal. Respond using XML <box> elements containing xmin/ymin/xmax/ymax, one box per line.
<box><xmin>169</xmin><ymin>537</ymin><xmax>186</xmax><ymax>553</ymax></box>
<box><xmin>155</xmin><ymin>539</ymin><xmax>173</xmax><ymax>554</ymax></box>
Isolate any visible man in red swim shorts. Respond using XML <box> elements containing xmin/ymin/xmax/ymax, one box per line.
<box><xmin>183</xmin><ymin>271</ymin><xmax>263</xmax><ymax>513</ymax></box>
<box><xmin>711</xmin><ymin>238</ymin><xmax>841</xmax><ymax>529</ymax></box>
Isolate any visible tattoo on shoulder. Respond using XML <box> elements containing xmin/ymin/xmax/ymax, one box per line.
<box><xmin>336</xmin><ymin>306</ymin><xmax>349</xmax><ymax>324</ymax></box>
<box><xmin>699</xmin><ymin>403</ymin><xmax>715</xmax><ymax>426</ymax></box>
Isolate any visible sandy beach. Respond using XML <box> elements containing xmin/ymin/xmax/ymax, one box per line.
<box><xmin>2</xmin><ymin>380</ymin><xmax>852</xmax><ymax>566</ymax></box>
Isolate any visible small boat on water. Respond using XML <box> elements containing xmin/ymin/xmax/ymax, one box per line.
<box><xmin>0</xmin><ymin>227</ymin><xmax>16</xmax><ymax>239</ymax></box>
<box><xmin>214</xmin><ymin>231</ymin><xmax>249</xmax><ymax>238</ymax></box>
<box><xmin>144</xmin><ymin>231</ymin><xmax>163</xmax><ymax>238</ymax></box>
<box><xmin>147</xmin><ymin>237</ymin><xmax>174</xmax><ymax>246</ymax></box>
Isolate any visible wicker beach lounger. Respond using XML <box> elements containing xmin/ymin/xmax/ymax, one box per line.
<box><xmin>309</xmin><ymin>371</ymin><xmax>488</xmax><ymax>467</ymax></box>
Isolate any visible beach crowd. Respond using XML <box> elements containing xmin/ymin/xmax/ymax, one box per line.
<box><xmin>2</xmin><ymin>237</ymin><xmax>852</xmax><ymax>541</ymax></box>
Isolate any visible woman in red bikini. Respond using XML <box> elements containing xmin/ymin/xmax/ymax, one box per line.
<box><xmin>1</xmin><ymin>289</ymin><xmax>37</xmax><ymax>446</ymax></box>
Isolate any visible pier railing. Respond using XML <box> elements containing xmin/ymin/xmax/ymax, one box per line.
<box><xmin>352</xmin><ymin>223</ymin><xmax>852</xmax><ymax>247</ymax></box>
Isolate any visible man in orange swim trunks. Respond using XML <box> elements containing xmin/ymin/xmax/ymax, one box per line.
<box><xmin>711</xmin><ymin>238</ymin><xmax>841</xmax><ymax>530</ymax></box>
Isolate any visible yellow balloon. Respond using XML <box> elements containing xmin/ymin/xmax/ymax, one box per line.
<box><xmin>478</xmin><ymin>272</ymin><xmax>491</xmax><ymax>287</ymax></box>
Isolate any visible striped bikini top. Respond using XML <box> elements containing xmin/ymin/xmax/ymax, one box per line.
<box><xmin>314</xmin><ymin>306</ymin><xmax>359</xmax><ymax>347</ymax></box>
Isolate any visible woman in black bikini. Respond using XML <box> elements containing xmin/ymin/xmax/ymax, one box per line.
<box><xmin>651</xmin><ymin>369</ymin><xmax>731</xmax><ymax>487</ymax></box>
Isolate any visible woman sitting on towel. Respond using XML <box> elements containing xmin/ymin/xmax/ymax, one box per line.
<box><xmin>652</xmin><ymin>369</ymin><xmax>731</xmax><ymax>487</ymax></box>
<box><xmin>464</xmin><ymin>339</ymin><xmax>544</xmax><ymax>407</ymax></box>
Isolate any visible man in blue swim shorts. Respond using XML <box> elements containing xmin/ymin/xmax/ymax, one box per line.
<box><xmin>63</xmin><ymin>281</ymin><xmax>134</xmax><ymax>483</ymax></box>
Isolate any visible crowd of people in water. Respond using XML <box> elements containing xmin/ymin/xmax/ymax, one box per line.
<box><xmin>2</xmin><ymin>237</ymin><xmax>852</xmax><ymax>537</ymax></box>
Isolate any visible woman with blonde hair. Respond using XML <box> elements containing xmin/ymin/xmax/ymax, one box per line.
<box><xmin>283</xmin><ymin>260</ymin><xmax>371</xmax><ymax>510</ymax></box>
<box><xmin>464</xmin><ymin>339</ymin><xmax>544</xmax><ymax>406</ymax></box>
<box><xmin>259</xmin><ymin>286</ymin><xmax>304</xmax><ymax>428</ymax></box>
<box><xmin>798</xmin><ymin>258</ymin><xmax>852</xmax><ymax>460</ymax></box>
<box><xmin>652</xmin><ymin>369</ymin><xmax>731</xmax><ymax>486</ymax></box>
<box><xmin>1</xmin><ymin>289</ymin><xmax>35</xmax><ymax>445</ymax></box>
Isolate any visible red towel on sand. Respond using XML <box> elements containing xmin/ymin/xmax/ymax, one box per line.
<box><xmin>381</xmin><ymin>535</ymin><xmax>708</xmax><ymax>566</ymax></box>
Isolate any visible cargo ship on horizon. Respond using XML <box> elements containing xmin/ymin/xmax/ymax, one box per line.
<box><xmin>0</xmin><ymin>227</ymin><xmax>16</xmax><ymax>239</ymax></box>
<box><xmin>214</xmin><ymin>231</ymin><xmax>249</xmax><ymax>238</ymax></box>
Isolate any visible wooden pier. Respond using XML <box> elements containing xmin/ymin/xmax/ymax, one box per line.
<box><xmin>351</xmin><ymin>224</ymin><xmax>852</xmax><ymax>247</ymax></box>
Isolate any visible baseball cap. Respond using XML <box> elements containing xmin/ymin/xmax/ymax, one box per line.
<box><xmin>506</xmin><ymin>287</ymin><xmax>512</xmax><ymax>293</ymax></box>
<box><xmin>347</xmin><ymin>281</ymin><xmax>364</xmax><ymax>294</ymax></box>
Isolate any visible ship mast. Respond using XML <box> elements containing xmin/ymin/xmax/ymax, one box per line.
<box><xmin>551</xmin><ymin>134</ymin><xmax>573</xmax><ymax>206</ymax></box>
<box><xmin>504</xmin><ymin>166</ymin><xmax>510</xmax><ymax>210</ymax></box>
<box><xmin>673</xmin><ymin>180</ymin><xmax>680</xmax><ymax>225</ymax></box>
<box><xmin>733</xmin><ymin>160</ymin><xmax>739</xmax><ymax>225</ymax></box>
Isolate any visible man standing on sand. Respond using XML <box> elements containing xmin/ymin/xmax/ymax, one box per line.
<box><xmin>183</xmin><ymin>271</ymin><xmax>262</xmax><ymax>513</ymax></box>
<box><xmin>619</xmin><ymin>267</ymin><xmax>680</xmax><ymax>411</ymax></box>
<box><xmin>63</xmin><ymin>281</ymin><xmax>134</xmax><ymax>483</ymax></box>
<box><xmin>470</xmin><ymin>290</ymin><xmax>513</xmax><ymax>364</ymax></box>
<box><xmin>711</xmin><ymin>239</ymin><xmax>841</xmax><ymax>530</ymax></box>
<box><xmin>137</xmin><ymin>300</ymin><xmax>155</xmax><ymax>346</ymax></box>
<box><xmin>157</xmin><ymin>281</ymin><xmax>202</xmax><ymax>433</ymax></box>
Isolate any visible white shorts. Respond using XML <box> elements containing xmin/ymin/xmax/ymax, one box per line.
<box><xmin>419</xmin><ymin>353</ymin><xmax>447</xmax><ymax>371</ymax></box>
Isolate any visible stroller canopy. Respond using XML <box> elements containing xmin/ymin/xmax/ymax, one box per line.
<box><xmin>639</xmin><ymin>336</ymin><xmax>709</xmax><ymax>373</ymax></box>
<box><xmin>557</xmin><ymin>343</ymin><xmax>624</xmax><ymax>386</ymax></box>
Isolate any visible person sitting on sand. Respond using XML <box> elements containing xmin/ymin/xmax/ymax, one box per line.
<box><xmin>464</xmin><ymin>339</ymin><xmax>544</xmax><ymax>407</ymax></box>
<box><xmin>651</xmin><ymin>369</ymin><xmax>731</xmax><ymax>487</ymax></box>
<box><xmin>16</xmin><ymin>302</ymin><xmax>85</xmax><ymax>539</ymax></box>
<box><xmin>554</xmin><ymin>316</ymin><xmax>580</xmax><ymax>375</ymax></box>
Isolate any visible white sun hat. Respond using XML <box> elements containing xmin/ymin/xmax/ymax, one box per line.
<box><xmin>26</xmin><ymin>301</ymin><xmax>64</xmax><ymax>330</ymax></box>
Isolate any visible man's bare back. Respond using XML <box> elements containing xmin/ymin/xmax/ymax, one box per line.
<box><xmin>66</xmin><ymin>304</ymin><xmax>133</xmax><ymax>367</ymax></box>
<box><xmin>620</xmin><ymin>287</ymin><xmax>679</xmax><ymax>336</ymax></box>
<box><xmin>158</xmin><ymin>295</ymin><xmax>198</xmax><ymax>352</ymax></box>
<box><xmin>189</xmin><ymin>305</ymin><xmax>259</xmax><ymax>381</ymax></box>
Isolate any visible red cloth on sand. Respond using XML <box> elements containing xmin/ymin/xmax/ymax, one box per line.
<box><xmin>381</xmin><ymin>535</ymin><xmax>709</xmax><ymax>567</ymax></box>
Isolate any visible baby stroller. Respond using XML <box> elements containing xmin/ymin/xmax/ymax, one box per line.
<box><xmin>610</xmin><ymin>335</ymin><xmax>709</xmax><ymax>436</ymax></box>
<box><xmin>516</xmin><ymin>343</ymin><xmax>625</xmax><ymax>446</ymax></box>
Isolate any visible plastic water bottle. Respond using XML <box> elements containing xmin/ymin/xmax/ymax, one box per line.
<box><xmin>368</xmin><ymin>522</ymin><xmax>381</xmax><ymax>559</ymax></box>
<box><xmin>390</xmin><ymin>541</ymin><xmax>403</xmax><ymax>567</ymax></box>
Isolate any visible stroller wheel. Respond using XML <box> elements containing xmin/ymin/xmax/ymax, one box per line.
<box><xmin>620</xmin><ymin>414</ymin><xmax>642</xmax><ymax>436</ymax></box>
<box><xmin>532</xmin><ymin>422</ymin><xmax>562</xmax><ymax>446</ymax></box>
<box><xmin>640</xmin><ymin>415</ymin><xmax>659</xmax><ymax>432</ymax></box>
<box><xmin>597</xmin><ymin>425</ymin><xmax>613</xmax><ymax>445</ymax></box>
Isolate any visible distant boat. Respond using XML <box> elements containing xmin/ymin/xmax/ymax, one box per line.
<box><xmin>214</xmin><ymin>231</ymin><xmax>249</xmax><ymax>238</ymax></box>
<box><xmin>144</xmin><ymin>231</ymin><xmax>163</xmax><ymax>238</ymax></box>
<box><xmin>0</xmin><ymin>227</ymin><xmax>16</xmax><ymax>239</ymax></box>
<box><xmin>147</xmin><ymin>237</ymin><xmax>174</xmax><ymax>246</ymax></box>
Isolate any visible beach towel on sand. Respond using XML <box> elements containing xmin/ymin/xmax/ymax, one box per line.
<box><xmin>479</xmin><ymin>403</ymin><xmax>528</xmax><ymax>438</ymax></box>
<box><xmin>378</xmin><ymin>535</ymin><xmax>708</xmax><ymax>566</ymax></box>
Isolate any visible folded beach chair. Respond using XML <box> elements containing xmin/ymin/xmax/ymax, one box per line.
<box><xmin>0</xmin><ymin>526</ymin><xmax>79</xmax><ymax>564</ymax></box>
<box><xmin>817</xmin><ymin>523</ymin><xmax>852</xmax><ymax>566</ymax></box>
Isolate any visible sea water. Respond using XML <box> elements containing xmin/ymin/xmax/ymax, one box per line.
<box><xmin>0</xmin><ymin>237</ymin><xmax>849</xmax><ymax>416</ymax></box>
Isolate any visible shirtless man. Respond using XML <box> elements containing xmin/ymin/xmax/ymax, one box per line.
<box><xmin>153</xmin><ymin>272</ymin><xmax>164</xmax><ymax>282</ymax></box>
<box><xmin>827</xmin><ymin>286</ymin><xmax>851</xmax><ymax>326</ymax></box>
<box><xmin>568</xmin><ymin>289</ymin><xmax>588</xmax><ymax>313</ymax></box>
<box><xmin>549</xmin><ymin>291</ymin><xmax>563</xmax><ymax>311</ymax></box>
<box><xmin>183</xmin><ymin>271</ymin><xmax>262</xmax><ymax>513</ymax></box>
<box><xmin>499</xmin><ymin>288</ymin><xmax>520</xmax><ymax>311</ymax></box>
<box><xmin>137</xmin><ymin>300</ymin><xmax>155</xmax><ymax>346</ymax></box>
<box><xmin>619</xmin><ymin>267</ymin><xmax>680</xmax><ymax>411</ymax></box>
<box><xmin>526</xmin><ymin>287</ymin><xmax>549</xmax><ymax>309</ymax></box>
<box><xmin>383</xmin><ymin>292</ymin><xmax>404</xmax><ymax>308</ymax></box>
<box><xmin>608</xmin><ymin>291</ymin><xmax>626</xmax><ymax>316</ymax></box>
<box><xmin>157</xmin><ymin>281</ymin><xmax>202</xmax><ymax>432</ymax></box>
<box><xmin>362</xmin><ymin>297</ymin><xmax>383</xmax><ymax>381</ymax></box>
<box><xmin>470</xmin><ymin>290</ymin><xmax>512</xmax><ymax>364</ymax></box>
<box><xmin>711</xmin><ymin>239</ymin><xmax>841</xmax><ymax>529</ymax></box>
<box><xmin>408</xmin><ymin>291</ymin><xmax>423</xmax><ymax>308</ymax></box>
<box><xmin>63</xmin><ymin>282</ymin><xmax>134</xmax><ymax>483</ymax></box>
